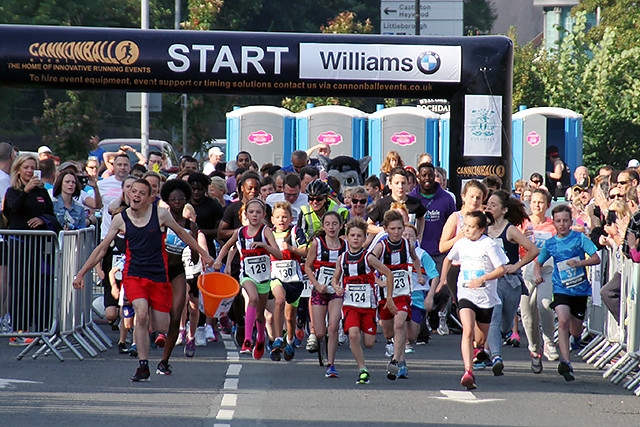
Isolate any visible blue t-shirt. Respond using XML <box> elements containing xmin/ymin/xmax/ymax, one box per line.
<box><xmin>537</xmin><ymin>230</ymin><xmax>598</xmax><ymax>296</ymax></box>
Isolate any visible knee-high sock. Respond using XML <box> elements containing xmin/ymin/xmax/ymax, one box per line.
<box><xmin>245</xmin><ymin>305</ymin><xmax>257</xmax><ymax>342</ymax></box>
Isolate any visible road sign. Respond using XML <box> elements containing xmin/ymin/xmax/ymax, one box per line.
<box><xmin>126</xmin><ymin>92</ymin><xmax>162</xmax><ymax>112</ymax></box>
<box><xmin>380</xmin><ymin>0</ymin><xmax>463</xmax><ymax>36</ymax></box>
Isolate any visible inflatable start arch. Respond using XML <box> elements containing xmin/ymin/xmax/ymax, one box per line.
<box><xmin>0</xmin><ymin>25</ymin><xmax>513</xmax><ymax>196</ymax></box>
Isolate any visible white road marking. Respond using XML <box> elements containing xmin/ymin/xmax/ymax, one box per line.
<box><xmin>223</xmin><ymin>378</ymin><xmax>239</xmax><ymax>390</ymax></box>
<box><xmin>0</xmin><ymin>378</ymin><xmax>41</xmax><ymax>389</ymax></box>
<box><xmin>430</xmin><ymin>389</ymin><xmax>505</xmax><ymax>403</ymax></box>
<box><xmin>226</xmin><ymin>352</ymin><xmax>239</xmax><ymax>361</ymax></box>
<box><xmin>221</xmin><ymin>394</ymin><xmax>237</xmax><ymax>407</ymax></box>
<box><xmin>226</xmin><ymin>364</ymin><xmax>242</xmax><ymax>376</ymax></box>
<box><xmin>216</xmin><ymin>409</ymin><xmax>234</xmax><ymax>420</ymax></box>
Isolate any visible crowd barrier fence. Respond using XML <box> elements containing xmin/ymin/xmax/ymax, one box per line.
<box><xmin>0</xmin><ymin>227</ymin><xmax>111</xmax><ymax>362</ymax></box>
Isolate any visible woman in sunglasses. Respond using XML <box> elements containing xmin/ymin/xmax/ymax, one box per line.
<box><xmin>347</xmin><ymin>186</ymin><xmax>369</xmax><ymax>220</ymax></box>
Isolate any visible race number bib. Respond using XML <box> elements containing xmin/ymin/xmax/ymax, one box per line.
<box><xmin>301</xmin><ymin>275</ymin><xmax>314</xmax><ymax>298</ymax></box>
<box><xmin>112</xmin><ymin>253</ymin><xmax>125</xmax><ymax>281</ymax></box>
<box><xmin>557</xmin><ymin>257</ymin><xmax>585</xmax><ymax>288</ymax></box>
<box><xmin>344</xmin><ymin>283</ymin><xmax>372</xmax><ymax>308</ymax></box>
<box><xmin>316</xmin><ymin>266</ymin><xmax>336</xmax><ymax>286</ymax></box>
<box><xmin>391</xmin><ymin>270</ymin><xmax>411</xmax><ymax>297</ymax></box>
<box><xmin>533</xmin><ymin>231</ymin><xmax>553</xmax><ymax>250</ymax></box>
<box><xmin>272</xmin><ymin>260</ymin><xmax>302</xmax><ymax>283</ymax></box>
<box><xmin>461</xmin><ymin>257</ymin><xmax>485</xmax><ymax>288</ymax></box>
<box><xmin>242</xmin><ymin>255</ymin><xmax>271</xmax><ymax>283</ymax></box>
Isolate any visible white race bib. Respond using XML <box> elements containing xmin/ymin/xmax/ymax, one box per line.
<box><xmin>533</xmin><ymin>230</ymin><xmax>553</xmax><ymax>250</ymax></box>
<box><xmin>391</xmin><ymin>270</ymin><xmax>411</xmax><ymax>297</ymax></box>
<box><xmin>242</xmin><ymin>255</ymin><xmax>271</xmax><ymax>282</ymax></box>
<box><xmin>301</xmin><ymin>276</ymin><xmax>314</xmax><ymax>298</ymax></box>
<box><xmin>461</xmin><ymin>257</ymin><xmax>485</xmax><ymax>288</ymax></box>
<box><xmin>316</xmin><ymin>266</ymin><xmax>336</xmax><ymax>286</ymax></box>
<box><xmin>344</xmin><ymin>283</ymin><xmax>372</xmax><ymax>308</ymax></box>
<box><xmin>557</xmin><ymin>257</ymin><xmax>585</xmax><ymax>288</ymax></box>
<box><xmin>272</xmin><ymin>260</ymin><xmax>302</xmax><ymax>283</ymax></box>
<box><xmin>112</xmin><ymin>253</ymin><xmax>125</xmax><ymax>281</ymax></box>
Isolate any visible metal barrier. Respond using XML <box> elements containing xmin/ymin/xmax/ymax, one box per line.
<box><xmin>580</xmin><ymin>245</ymin><xmax>640</xmax><ymax>396</ymax></box>
<box><xmin>0</xmin><ymin>230</ymin><xmax>60</xmax><ymax>359</ymax></box>
<box><xmin>1</xmin><ymin>227</ymin><xmax>111</xmax><ymax>361</ymax></box>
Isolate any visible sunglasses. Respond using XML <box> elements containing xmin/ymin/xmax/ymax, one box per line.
<box><xmin>531</xmin><ymin>180</ymin><xmax>542</xmax><ymax>184</ymax></box>
<box><xmin>617</xmin><ymin>180</ymin><xmax>630</xmax><ymax>185</ymax></box>
<box><xmin>351</xmin><ymin>198</ymin><xmax>367</xmax><ymax>205</ymax></box>
<box><xmin>308</xmin><ymin>196</ymin><xmax>326</xmax><ymax>203</ymax></box>
<box><xmin>609</xmin><ymin>194</ymin><xmax>625</xmax><ymax>199</ymax></box>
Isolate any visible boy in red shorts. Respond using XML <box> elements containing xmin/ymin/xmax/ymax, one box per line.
<box><xmin>333</xmin><ymin>218</ymin><xmax>394</xmax><ymax>384</ymax></box>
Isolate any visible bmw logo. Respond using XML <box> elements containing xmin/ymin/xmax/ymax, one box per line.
<box><xmin>417</xmin><ymin>51</ymin><xmax>441</xmax><ymax>74</ymax></box>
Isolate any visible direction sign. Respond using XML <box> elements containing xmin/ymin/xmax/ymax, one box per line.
<box><xmin>380</xmin><ymin>0</ymin><xmax>463</xmax><ymax>36</ymax></box>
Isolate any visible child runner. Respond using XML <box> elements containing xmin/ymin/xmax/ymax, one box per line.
<box><xmin>402</xmin><ymin>223</ymin><xmax>439</xmax><ymax>355</ymax></box>
<box><xmin>304</xmin><ymin>211</ymin><xmax>346</xmax><ymax>377</ymax></box>
<box><xmin>214</xmin><ymin>198</ymin><xmax>283</xmax><ymax>359</ymax></box>
<box><xmin>534</xmin><ymin>204</ymin><xmax>600</xmax><ymax>381</ymax></box>
<box><xmin>333</xmin><ymin>218</ymin><xmax>394</xmax><ymax>385</ymax></box>
<box><xmin>370</xmin><ymin>210</ymin><xmax>426</xmax><ymax>380</ymax></box>
<box><xmin>269</xmin><ymin>201</ymin><xmax>308</xmax><ymax>361</ymax></box>
<box><xmin>437</xmin><ymin>211</ymin><xmax>507</xmax><ymax>390</ymax></box>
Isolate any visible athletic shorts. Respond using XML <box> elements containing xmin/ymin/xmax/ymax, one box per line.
<box><xmin>167</xmin><ymin>253</ymin><xmax>186</xmax><ymax>282</ymax></box>
<box><xmin>342</xmin><ymin>306</ymin><xmax>377</xmax><ymax>335</ymax></box>
<box><xmin>311</xmin><ymin>288</ymin><xmax>343</xmax><ymax>306</ymax></box>
<box><xmin>241</xmin><ymin>276</ymin><xmax>271</xmax><ymax>294</ymax></box>
<box><xmin>122</xmin><ymin>276</ymin><xmax>172</xmax><ymax>313</ymax></box>
<box><xmin>271</xmin><ymin>279</ymin><xmax>305</xmax><ymax>304</ymax></box>
<box><xmin>378</xmin><ymin>295</ymin><xmax>412</xmax><ymax>321</ymax></box>
<box><xmin>187</xmin><ymin>275</ymin><xmax>199</xmax><ymax>298</ymax></box>
<box><xmin>550</xmin><ymin>293</ymin><xmax>589</xmax><ymax>320</ymax></box>
<box><xmin>458</xmin><ymin>298</ymin><xmax>493</xmax><ymax>324</ymax></box>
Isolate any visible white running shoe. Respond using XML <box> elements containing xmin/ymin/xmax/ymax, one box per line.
<box><xmin>437</xmin><ymin>310</ymin><xmax>449</xmax><ymax>336</ymax></box>
<box><xmin>544</xmin><ymin>341</ymin><xmax>560</xmax><ymax>361</ymax></box>
<box><xmin>195</xmin><ymin>326</ymin><xmax>207</xmax><ymax>347</ymax></box>
<box><xmin>205</xmin><ymin>324</ymin><xmax>215</xmax><ymax>341</ymax></box>
<box><xmin>338</xmin><ymin>325</ymin><xmax>348</xmax><ymax>346</ymax></box>
<box><xmin>385</xmin><ymin>341</ymin><xmax>394</xmax><ymax>358</ymax></box>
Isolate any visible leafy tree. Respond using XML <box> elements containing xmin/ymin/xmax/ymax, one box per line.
<box><xmin>509</xmin><ymin>28</ymin><xmax>547</xmax><ymax>111</ymax></box>
<box><xmin>464</xmin><ymin>0</ymin><xmax>498</xmax><ymax>35</ymax></box>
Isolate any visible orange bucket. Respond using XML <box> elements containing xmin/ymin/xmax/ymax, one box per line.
<box><xmin>197</xmin><ymin>272</ymin><xmax>240</xmax><ymax>318</ymax></box>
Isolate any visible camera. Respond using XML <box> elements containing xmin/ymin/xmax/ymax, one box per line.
<box><xmin>78</xmin><ymin>174</ymin><xmax>89</xmax><ymax>187</ymax></box>
<box><xmin>606</xmin><ymin>210</ymin><xmax>617</xmax><ymax>226</ymax></box>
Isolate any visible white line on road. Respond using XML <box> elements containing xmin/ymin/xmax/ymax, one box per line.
<box><xmin>216</xmin><ymin>409</ymin><xmax>234</xmax><ymax>420</ymax></box>
<box><xmin>0</xmin><ymin>378</ymin><xmax>41</xmax><ymax>388</ymax></box>
<box><xmin>430</xmin><ymin>389</ymin><xmax>505</xmax><ymax>403</ymax></box>
<box><xmin>221</xmin><ymin>394</ymin><xmax>237</xmax><ymax>407</ymax></box>
<box><xmin>226</xmin><ymin>364</ymin><xmax>242</xmax><ymax>376</ymax></box>
<box><xmin>226</xmin><ymin>352</ymin><xmax>239</xmax><ymax>361</ymax></box>
<box><xmin>223</xmin><ymin>378</ymin><xmax>239</xmax><ymax>390</ymax></box>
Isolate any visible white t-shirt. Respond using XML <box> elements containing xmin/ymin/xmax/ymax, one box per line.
<box><xmin>447</xmin><ymin>234</ymin><xmax>507</xmax><ymax>308</ymax></box>
<box><xmin>98</xmin><ymin>176</ymin><xmax>125</xmax><ymax>239</ymax></box>
<box><xmin>0</xmin><ymin>169</ymin><xmax>10</xmax><ymax>209</ymax></box>
<box><xmin>265</xmin><ymin>192</ymin><xmax>308</xmax><ymax>220</ymax></box>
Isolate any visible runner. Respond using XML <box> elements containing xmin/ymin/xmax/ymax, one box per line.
<box><xmin>214</xmin><ymin>198</ymin><xmax>283</xmax><ymax>359</ymax></box>
<box><xmin>303</xmin><ymin>211</ymin><xmax>346</xmax><ymax>377</ymax></box>
<box><xmin>437</xmin><ymin>211</ymin><xmax>507</xmax><ymax>390</ymax></box>
<box><xmin>72</xmin><ymin>179</ymin><xmax>214</xmax><ymax>382</ymax></box>
<box><xmin>333</xmin><ymin>218</ymin><xmax>394</xmax><ymax>385</ymax></box>
<box><xmin>369</xmin><ymin>210</ymin><xmax>425</xmax><ymax>380</ymax></box>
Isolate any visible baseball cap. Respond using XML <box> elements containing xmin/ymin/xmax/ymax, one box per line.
<box><xmin>38</xmin><ymin>145</ymin><xmax>52</xmax><ymax>154</ymax></box>
<box><xmin>628</xmin><ymin>159</ymin><xmax>640</xmax><ymax>168</ymax></box>
<box><xmin>208</xmin><ymin>147</ymin><xmax>224</xmax><ymax>156</ymax></box>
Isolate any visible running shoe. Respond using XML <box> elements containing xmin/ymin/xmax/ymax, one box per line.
<box><xmin>176</xmin><ymin>328</ymin><xmax>186</xmax><ymax>346</ymax></box>
<box><xmin>460</xmin><ymin>370</ymin><xmax>477</xmax><ymax>390</ymax></box>
<box><xmin>473</xmin><ymin>347</ymin><xmax>489</xmax><ymax>364</ymax></box>
<box><xmin>502</xmin><ymin>331</ymin><xmax>513</xmax><ymax>346</ymax></box>
<box><xmin>184</xmin><ymin>338</ymin><xmax>195</xmax><ymax>358</ymax></box>
<box><xmin>253</xmin><ymin>341</ymin><xmax>265</xmax><ymax>359</ymax></box>
<box><xmin>240</xmin><ymin>340</ymin><xmax>252</xmax><ymax>355</ymax></box>
<box><xmin>149</xmin><ymin>331</ymin><xmax>158</xmax><ymax>349</ymax></box>
<box><xmin>293</xmin><ymin>336</ymin><xmax>302</xmax><ymax>349</ymax></box>
<box><xmin>306</xmin><ymin>333</ymin><xmax>318</xmax><ymax>353</ymax></box>
<box><xmin>129</xmin><ymin>343</ymin><xmax>138</xmax><ymax>358</ymax></box>
<box><xmin>558</xmin><ymin>360</ymin><xmax>575</xmax><ymax>382</ymax></box>
<box><xmin>530</xmin><ymin>352</ymin><xmax>543</xmax><ymax>374</ymax></box>
<box><xmin>295</xmin><ymin>327</ymin><xmax>305</xmax><ymax>342</ymax></box>
<box><xmin>156</xmin><ymin>360</ymin><xmax>172</xmax><ymax>375</ymax></box>
<box><xmin>118</xmin><ymin>342</ymin><xmax>129</xmax><ymax>354</ymax></box>
<box><xmin>219</xmin><ymin>316</ymin><xmax>232</xmax><ymax>334</ymax></box>
<box><xmin>437</xmin><ymin>310</ymin><xmax>449</xmax><ymax>335</ymax></box>
<box><xmin>195</xmin><ymin>326</ymin><xmax>207</xmax><ymax>347</ymax></box>
<box><xmin>510</xmin><ymin>331</ymin><xmax>521</xmax><ymax>348</ymax></box>
<box><xmin>398</xmin><ymin>365</ymin><xmax>408</xmax><ymax>379</ymax></box>
<box><xmin>385</xmin><ymin>341</ymin><xmax>394</xmax><ymax>358</ymax></box>
<box><xmin>270</xmin><ymin>338</ymin><xmax>284</xmax><ymax>361</ymax></box>
<box><xmin>544</xmin><ymin>342</ymin><xmax>560</xmax><ymax>361</ymax></box>
<box><xmin>570</xmin><ymin>336</ymin><xmax>581</xmax><ymax>352</ymax></box>
<box><xmin>155</xmin><ymin>333</ymin><xmax>166</xmax><ymax>348</ymax></box>
<box><xmin>283</xmin><ymin>343</ymin><xmax>295</xmax><ymax>361</ymax></box>
<box><xmin>356</xmin><ymin>368</ymin><xmax>370</xmax><ymax>385</ymax></box>
<box><xmin>338</xmin><ymin>325</ymin><xmax>348</xmax><ymax>346</ymax></box>
<box><xmin>387</xmin><ymin>359</ymin><xmax>399</xmax><ymax>380</ymax></box>
<box><xmin>492</xmin><ymin>356</ymin><xmax>504</xmax><ymax>376</ymax></box>
<box><xmin>130</xmin><ymin>365</ymin><xmax>151</xmax><ymax>382</ymax></box>
<box><xmin>405</xmin><ymin>343</ymin><xmax>414</xmax><ymax>354</ymax></box>
<box><xmin>325</xmin><ymin>364</ymin><xmax>339</xmax><ymax>378</ymax></box>
<box><xmin>205</xmin><ymin>324</ymin><xmax>217</xmax><ymax>342</ymax></box>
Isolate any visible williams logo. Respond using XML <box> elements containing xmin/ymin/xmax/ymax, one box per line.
<box><xmin>417</xmin><ymin>51</ymin><xmax>440</xmax><ymax>75</ymax></box>
<box><xmin>29</xmin><ymin>40</ymin><xmax>140</xmax><ymax>65</ymax></box>
<box><xmin>300</xmin><ymin>43</ymin><xmax>461</xmax><ymax>83</ymax></box>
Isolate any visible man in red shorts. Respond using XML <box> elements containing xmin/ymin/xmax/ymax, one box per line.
<box><xmin>73</xmin><ymin>179</ymin><xmax>214</xmax><ymax>381</ymax></box>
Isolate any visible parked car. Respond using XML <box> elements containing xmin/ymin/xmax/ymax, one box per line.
<box><xmin>98</xmin><ymin>138</ymin><xmax>180</xmax><ymax>173</ymax></box>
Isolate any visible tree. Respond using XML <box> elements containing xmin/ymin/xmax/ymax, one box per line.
<box><xmin>464</xmin><ymin>0</ymin><xmax>498</xmax><ymax>35</ymax></box>
<box><xmin>509</xmin><ymin>28</ymin><xmax>547</xmax><ymax>111</ymax></box>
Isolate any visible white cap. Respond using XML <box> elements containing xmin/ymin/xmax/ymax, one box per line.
<box><xmin>628</xmin><ymin>159</ymin><xmax>640</xmax><ymax>168</ymax></box>
<box><xmin>37</xmin><ymin>145</ymin><xmax>52</xmax><ymax>154</ymax></box>
<box><xmin>208</xmin><ymin>147</ymin><xmax>224</xmax><ymax>156</ymax></box>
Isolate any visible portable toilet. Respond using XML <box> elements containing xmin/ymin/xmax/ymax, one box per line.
<box><xmin>512</xmin><ymin>107</ymin><xmax>583</xmax><ymax>186</ymax></box>
<box><xmin>226</xmin><ymin>106</ymin><xmax>296</xmax><ymax>167</ymax></box>
<box><xmin>439</xmin><ymin>112</ymin><xmax>451</xmax><ymax>174</ymax></box>
<box><xmin>295</xmin><ymin>105</ymin><xmax>367</xmax><ymax>159</ymax></box>
<box><xmin>368</xmin><ymin>106</ymin><xmax>440</xmax><ymax>175</ymax></box>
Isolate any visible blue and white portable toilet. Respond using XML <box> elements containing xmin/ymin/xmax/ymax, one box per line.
<box><xmin>439</xmin><ymin>112</ymin><xmax>451</xmax><ymax>173</ymax></box>
<box><xmin>512</xmin><ymin>107</ymin><xmax>583</xmax><ymax>185</ymax></box>
<box><xmin>368</xmin><ymin>106</ymin><xmax>440</xmax><ymax>175</ymax></box>
<box><xmin>295</xmin><ymin>105</ymin><xmax>367</xmax><ymax>158</ymax></box>
<box><xmin>226</xmin><ymin>106</ymin><xmax>296</xmax><ymax>167</ymax></box>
